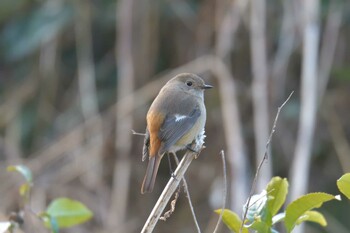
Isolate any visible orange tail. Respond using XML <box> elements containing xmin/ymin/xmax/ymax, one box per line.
<box><xmin>141</xmin><ymin>155</ymin><xmax>161</xmax><ymax>194</ymax></box>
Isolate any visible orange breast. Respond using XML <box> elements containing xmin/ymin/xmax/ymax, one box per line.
<box><xmin>147</xmin><ymin>111</ymin><xmax>165</xmax><ymax>157</ymax></box>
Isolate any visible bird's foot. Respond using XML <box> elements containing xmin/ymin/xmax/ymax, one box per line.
<box><xmin>186</xmin><ymin>144</ymin><xmax>205</xmax><ymax>159</ymax></box>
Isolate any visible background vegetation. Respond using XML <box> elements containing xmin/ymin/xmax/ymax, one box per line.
<box><xmin>0</xmin><ymin>0</ymin><xmax>350</xmax><ymax>232</ymax></box>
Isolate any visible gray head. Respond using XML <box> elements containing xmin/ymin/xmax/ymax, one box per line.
<box><xmin>166</xmin><ymin>73</ymin><xmax>212</xmax><ymax>97</ymax></box>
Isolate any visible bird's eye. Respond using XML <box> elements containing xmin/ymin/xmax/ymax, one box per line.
<box><xmin>186</xmin><ymin>81</ymin><xmax>193</xmax><ymax>86</ymax></box>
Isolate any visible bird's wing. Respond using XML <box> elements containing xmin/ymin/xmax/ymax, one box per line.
<box><xmin>142</xmin><ymin>128</ymin><xmax>150</xmax><ymax>161</ymax></box>
<box><xmin>158</xmin><ymin>106</ymin><xmax>201</xmax><ymax>153</ymax></box>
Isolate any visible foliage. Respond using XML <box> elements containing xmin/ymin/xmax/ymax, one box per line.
<box><xmin>214</xmin><ymin>209</ymin><xmax>248</xmax><ymax>233</ymax></box>
<box><xmin>0</xmin><ymin>165</ymin><xmax>93</xmax><ymax>233</ymax></box>
<box><xmin>44</xmin><ymin>198</ymin><xmax>93</xmax><ymax>229</ymax></box>
<box><xmin>284</xmin><ymin>193</ymin><xmax>336</xmax><ymax>232</ymax></box>
<box><xmin>337</xmin><ymin>173</ymin><xmax>350</xmax><ymax>199</ymax></box>
<box><xmin>215</xmin><ymin>175</ymin><xmax>348</xmax><ymax>233</ymax></box>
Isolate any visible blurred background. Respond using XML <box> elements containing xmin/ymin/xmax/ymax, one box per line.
<box><xmin>0</xmin><ymin>0</ymin><xmax>350</xmax><ymax>232</ymax></box>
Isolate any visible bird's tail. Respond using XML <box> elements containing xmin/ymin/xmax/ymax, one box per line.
<box><xmin>141</xmin><ymin>155</ymin><xmax>161</xmax><ymax>194</ymax></box>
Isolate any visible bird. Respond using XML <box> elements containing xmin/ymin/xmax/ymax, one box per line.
<box><xmin>141</xmin><ymin>73</ymin><xmax>212</xmax><ymax>194</ymax></box>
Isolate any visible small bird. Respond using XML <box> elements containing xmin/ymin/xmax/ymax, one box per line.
<box><xmin>141</xmin><ymin>73</ymin><xmax>212</xmax><ymax>194</ymax></box>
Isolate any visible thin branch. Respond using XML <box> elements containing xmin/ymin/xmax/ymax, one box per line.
<box><xmin>141</xmin><ymin>139</ymin><xmax>204</xmax><ymax>233</ymax></box>
<box><xmin>131</xmin><ymin>130</ymin><xmax>146</xmax><ymax>136</ymax></box>
<box><xmin>240</xmin><ymin>91</ymin><xmax>294</xmax><ymax>232</ymax></box>
<box><xmin>172</xmin><ymin>154</ymin><xmax>201</xmax><ymax>233</ymax></box>
<box><xmin>213</xmin><ymin>150</ymin><xmax>227</xmax><ymax>233</ymax></box>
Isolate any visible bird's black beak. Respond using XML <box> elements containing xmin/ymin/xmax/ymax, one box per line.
<box><xmin>202</xmin><ymin>84</ymin><xmax>213</xmax><ymax>89</ymax></box>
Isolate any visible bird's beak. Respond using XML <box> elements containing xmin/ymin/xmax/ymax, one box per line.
<box><xmin>202</xmin><ymin>84</ymin><xmax>213</xmax><ymax>89</ymax></box>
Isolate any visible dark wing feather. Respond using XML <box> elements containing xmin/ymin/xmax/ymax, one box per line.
<box><xmin>142</xmin><ymin>128</ymin><xmax>150</xmax><ymax>161</ymax></box>
<box><xmin>158</xmin><ymin>107</ymin><xmax>201</xmax><ymax>153</ymax></box>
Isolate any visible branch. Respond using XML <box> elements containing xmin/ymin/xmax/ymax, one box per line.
<box><xmin>172</xmin><ymin>154</ymin><xmax>201</xmax><ymax>233</ymax></box>
<box><xmin>131</xmin><ymin>130</ymin><xmax>146</xmax><ymax>136</ymax></box>
<box><xmin>213</xmin><ymin>150</ymin><xmax>227</xmax><ymax>233</ymax></box>
<box><xmin>141</xmin><ymin>134</ymin><xmax>205</xmax><ymax>233</ymax></box>
<box><xmin>240</xmin><ymin>91</ymin><xmax>294</xmax><ymax>232</ymax></box>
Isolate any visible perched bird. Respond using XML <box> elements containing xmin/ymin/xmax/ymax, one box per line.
<box><xmin>141</xmin><ymin>73</ymin><xmax>212</xmax><ymax>194</ymax></box>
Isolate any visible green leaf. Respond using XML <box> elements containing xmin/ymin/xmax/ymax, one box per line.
<box><xmin>215</xmin><ymin>209</ymin><xmax>248</xmax><ymax>233</ymax></box>
<box><xmin>0</xmin><ymin>222</ymin><xmax>11</xmax><ymax>233</ymax></box>
<box><xmin>337</xmin><ymin>173</ymin><xmax>350</xmax><ymax>199</ymax></box>
<box><xmin>244</xmin><ymin>190</ymin><xmax>268</xmax><ymax>223</ymax></box>
<box><xmin>45</xmin><ymin>198</ymin><xmax>93</xmax><ymax>228</ymax></box>
<box><xmin>296</xmin><ymin>210</ymin><xmax>327</xmax><ymax>227</ymax></box>
<box><xmin>266</xmin><ymin>177</ymin><xmax>288</xmax><ymax>216</ymax></box>
<box><xmin>285</xmin><ymin>192</ymin><xmax>336</xmax><ymax>232</ymax></box>
<box><xmin>7</xmin><ymin>165</ymin><xmax>33</xmax><ymax>183</ymax></box>
<box><xmin>249</xmin><ymin>220</ymin><xmax>271</xmax><ymax>233</ymax></box>
<box><xmin>272</xmin><ymin>212</ymin><xmax>285</xmax><ymax>225</ymax></box>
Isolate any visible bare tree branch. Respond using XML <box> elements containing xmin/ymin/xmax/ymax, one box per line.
<box><xmin>172</xmin><ymin>154</ymin><xmax>201</xmax><ymax>233</ymax></box>
<box><xmin>213</xmin><ymin>150</ymin><xmax>227</xmax><ymax>233</ymax></box>
<box><xmin>240</xmin><ymin>91</ymin><xmax>293</xmax><ymax>233</ymax></box>
<box><xmin>141</xmin><ymin>140</ymin><xmax>205</xmax><ymax>233</ymax></box>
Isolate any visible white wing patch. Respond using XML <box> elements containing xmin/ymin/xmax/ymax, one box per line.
<box><xmin>174</xmin><ymin>114</ymin><xmax>187</xmax><ymax>122</ymax></box>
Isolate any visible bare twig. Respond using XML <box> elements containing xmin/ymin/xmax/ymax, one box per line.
<box><xmin>240</xmin><ymin>91</ymin><xmax>294</xmax><ymax>232</ymax></box>
<box><xmin>173</xmin><ymin>154</ymin><xmax>201</xmax><ymax>233</ymax></box>
<box><xmin>141</xmin><ymin>140</ymin><xmax>204</xmax><ymax>233</ymax></box>
<box><xmin>213</xmin><ymin>150</ymin><xmax>227</xmax><ymax>233</ymax></box>
<box><xmin>131</xmin><ymin>130</ymin><xmax>146</xmax><ymax>136</ymax></box>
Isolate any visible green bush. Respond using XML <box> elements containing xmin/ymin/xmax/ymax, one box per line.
<box><xmin>216</xmin><ymin>174</ymin><xmax>350</xmax><ymax>233</ymax></box>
